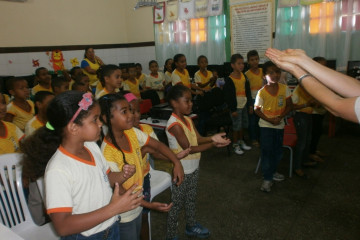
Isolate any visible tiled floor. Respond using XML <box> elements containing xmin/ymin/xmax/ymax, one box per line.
<box><xmin>150</xmin><ymin>120</ymin><xmax>360</xmax><ymax>240</ymax></box>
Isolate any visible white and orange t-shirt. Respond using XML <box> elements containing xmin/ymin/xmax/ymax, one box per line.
<box><xmin>7</xmin><ymin>100</ymin><xmax>35</xmax><ymax>131</ymax></box>
<box><xmin>101</xmin><ymin>127</ymin><xmax>150</xmax><ymax>223</ymax></box>
<box><xmin>146</xmin><ymin>72</ymin><xmax>166</xmax><ymax>100</ymax></box>
<box><xmin>292</xmin><ymin>85</ymin><xmax>314</xmax><ymax>114</ymax></box>
<box><xmin>245</xmin><ymin>68</ymin><xmax>263</xmax><ymax>99</ymax></box>
<box><xmin>25</xmin><ymin>115</ymin><xmax>45</xmax><ymax>136</ymax></box>
<box><xmin>171</xmin><ymin>69</ymin><xmax>191</xmax><ymax>88</ymax></box>
<box><xmin>45</xmin><ymin>141</ymin><xmax>116</xmax><ymax>237</ymax></box>
<box><xmin>230</xmin><ymin>73</ymin><xmax>248</xmax><ymax>109</ymax></box>
<box><xmin>194</xmin><ymin>70</ymin><xmax>214</xmax><ymax>91</ymax></box>
<box><xmin>254</xmin><ymin>83</ymin><xmax>291</xmax><ymax>129</ymax></box>
<box><xmin>0</xmin><ymin>121</ymin><xmax>24</xmax><ymax>154</ymax></box>
<box><xmin>166</xmin><ymin>113</ymin><xmax>200</xmax><ymax>174</ymax></box>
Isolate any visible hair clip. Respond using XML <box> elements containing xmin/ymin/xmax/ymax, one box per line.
<box><xmin>124</xmin><ymin>93</ymin><xmax>137</xmax><ymax>103</ymax></box>
<box><xmin>70</xmin><ymin>92</ymin><xmax>93</xmax><ymax>123</ymax></box>
<box><xmin>46</xmin><ymin>122</ymin><xmax>55</xmax><ymax>131</ymax></box>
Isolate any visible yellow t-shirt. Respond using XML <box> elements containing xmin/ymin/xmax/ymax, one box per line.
<box><xmin>230</xmin><ymin>73</ymin><xmax>247</xmax><ymax>109</ymax></box>
<box><xmin>101</xmin><ymin>128</ymin><xmax>149</xmax><ymax>223</ymax></box>
<box><xmin>136</xmin><ymin>73</ymin><xmax>146</xmax><ymax>89</ymax></box>
<box><xmin>31</xmin><ymin>84</ymin><xmax>53</xmax><ymax>96</ymax></box>
<box><xmin>7</xmin><ymin>100</ymin><xmax>35</xmax><ymax>131</ymax></box>
<box><xmin>194</xmin><ymin>70</ymin><xmax>213</xmax><ymax>91</ymax></box>
<box><xmin>123</xmin><ymin>79</ymin><xmax>141</xmax><ymax>98</ymax></box>
<box><xmin>0</xmin><ymin>121</ymin><xmax>24</xmax><ymax>154</ymax></box>
<box><xmin>245</xmin><ymin>68</ymin><xmax>263</xmax><ymax>99</ymax></box>
<box><xmin>165</xmin><ymin>71</ymin><xmax>172</xmax><ymax>85</ymax></box>
<box><xmin>139</xmin><ymin>124</ymin><xmax>158</xmax><ymax>176</ymax></box>
<box><xmin>171</xmin><ymin>69</ymin><xmax>191</xmax><ymax>88</ymax></box>
<box><xmin>95</xmin><ymin>81</ymin><xmax>103</xmax><ymax>96</ymax></box>
<box><xmin>95</xmin><ymin>88</ymin><xmax>119</xmax><ymax>100</ymax></box>
<box><xmin>24</xmin><ymin>115</ymin><xmax>44</xmax><ymax>136</ymax></box>
<box><xmin>166</xmin><ymin>113</ymin><xmax>200</xmax><ymax>174</ymax></box>
<box><xmin>82</xmin><ymin>58</ymin><xmax>101</xmax><ymax>86</ymax></box>
<box><xmin>292</xmin><ymin>85</ymin><xmax>314</xmax><ymax>114</ymax></box>
<box><xmin>254</xmin><ymin>83</ymin><xmax>291</xmax><ymax>129</ymax></box>
<box><xmin>4</xmin><ymin>94</ymin><xmax>11</xmax><ymax>105</ymax></box>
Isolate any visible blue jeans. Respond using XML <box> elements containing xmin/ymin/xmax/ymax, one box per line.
<box><xmin>119</xmin><ymin>212</ymin><xmax>142</xmax><ymax>240</ymax></box>
<box><xmin>61</xmin><ymin>221</ymin><xmax>120</xmax><ymax>240</ymax></box>
<box><xmin>249</xmin><ymin>99</ymin><xmax>260</xmax><ymax>141</ymax></box>
<box><xmin>260</xmin><ymin>127</ymin><xmax>284</xmax><ymax>181</ymax></box>
<box><xmin>294</xmin><ymin>112</ymin><xmax>312</xmax><ymax>170</ymax></box>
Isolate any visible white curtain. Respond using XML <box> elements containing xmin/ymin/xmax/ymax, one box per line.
<box><xmin>154</xmin><ymin>15</ymin><xmax>227</xmax><ymax>66</ymax></box>
<box><xmin>274</xmin><ymin>0</ymin><xmax>360</xmax><ymax>71</ymax></box>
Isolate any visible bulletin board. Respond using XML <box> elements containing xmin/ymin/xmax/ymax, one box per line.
<box><xmin>230</xmin><ymin>0</ymin><xmax>273</xmax><ymax>60</ymax></box>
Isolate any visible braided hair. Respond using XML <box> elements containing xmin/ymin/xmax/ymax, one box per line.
<box><xmin>98</xmin><ymin>93</ymin><xmax>128</xmax><ymax>164</ymax></box>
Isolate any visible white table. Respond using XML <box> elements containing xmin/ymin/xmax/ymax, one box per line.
<box><xmin>140</xmin><ymin>114</ymin><xmax>197</xmax><ymax>130</ymax></box>
<box><xmin>0</xmin><ymin>223</ymin><xmax>25</xmax><ymax>240</ymax></box>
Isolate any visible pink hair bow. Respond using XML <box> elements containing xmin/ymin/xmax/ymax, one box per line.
<box><xmin>70</xmin><ymin>92</ymin><xmax>93</xmax><ymax>123</ymax></box>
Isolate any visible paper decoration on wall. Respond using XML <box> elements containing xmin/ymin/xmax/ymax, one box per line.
<box><xmin>278</xmin><ymin>0</ymin><xmax>299</xmax><ymax>8</ymax></box>
<box><xmin>8</xmin><ymin>60</ymin><xmax>12</xmax><ymax>64</ymax></box>
<box><xmin>32</xmin><ymin>59</ymin><xmax>40</xmax><ymax>67</ymax></box>
<box><xmin>50</xmin><ymin>50</ymin><xmax>65</xmax><ymax>72</ymax></box>
<box><xmin>208</xmin><ymin>0</ymin><xmax>223</xmax><ymax>16</ymax></box>
<box><xmin>179</xmin><ymin>0</ymin><xmax>195</xmax><ymax>20</ymax></box>
<box><xmin>154</xmin><ymin>2</ymin><xmax>165</xmax><ymax>24</ymax></box>
<box><xmin>166</xmin><ymin>1</ymin><xmax>178</xmax><ymax>22</ymax></box>
<box><xmin>70</xmin><ymin>58</ymin><xmax>79</xmax><ymax>67</ymax></box>
<box><xmin>195</xmin><ymin>0</ymin><xmax>208</xmax><ymax>18</ymax></box>
<box><xmin>300</xmin><ymin>0</ymin><xmax>321</xmax><ymax>5</ymax></box>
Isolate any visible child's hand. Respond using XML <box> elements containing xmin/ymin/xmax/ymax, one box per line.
<box><xmin>211</xmin><ymin>132</ymin><xmax>231</xmax><ymax>145</ymax></box>
<box><xmin>231</xmin><ymin>111</ymin><xmax>238</xmax><ymax>117</ymax></box>
<box><xmin>213</xmin><ymin>141</ymin><xmax>231</xmax><ymax>148</ymax></box>
<box><xmin>172</xmin><ymin>162</ymin><xmax>184</xmax><ymax>186</ymax></box>
<box><xmin>176</xmin><ymin>147</ymin><xmax>191</xmax><ymax>159</ymax></box>
<box><xmin>110</xmin><ymin>183</ymin><xmax>142</xmax><ymax>214</ymax></box>
<box><xmin>150</xmin><ymin>202</ymin><xmax>173</xmax><ymax>212</ymax></box>
<box><xmin>122</xmin><ymin>164</ymin><xmax>136</xmax><ymax>179</ymax></box>
<box><xmin>271</xmin><ymin>117</ymin><xmax>282</xmax><ymax>125</ymax></box>
<box><xmin>249</xmin><ymin>106</ymin><xmax>254</xmax><ymax>114</ymax></box>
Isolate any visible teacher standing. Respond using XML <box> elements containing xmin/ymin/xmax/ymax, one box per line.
<box><xmin>81</xmin><ymin>47</ymin><xmax>105</xmax><ymax>89</ymax></box>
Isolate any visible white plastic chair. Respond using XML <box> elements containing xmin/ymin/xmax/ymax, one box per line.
<box><xmin>0</xmin><ymin>153</ymin><xmax>59</xmax><ymax>240</ymax></box>
<box><xmin>148</xmin><ymin>166</ymin><xmax>172</xmax><ymax>240</ymax></box>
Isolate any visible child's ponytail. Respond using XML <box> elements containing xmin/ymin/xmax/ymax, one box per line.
<box><xmin>21</xmin><ymin>91</ymin><xmax>96</xmax><ymax>179</ymax></box>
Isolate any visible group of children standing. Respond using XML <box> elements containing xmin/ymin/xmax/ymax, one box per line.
<box><xmin>0</xmin><ymin>49</ymin><xmax>328</xmax><ymax>239</ymax></box>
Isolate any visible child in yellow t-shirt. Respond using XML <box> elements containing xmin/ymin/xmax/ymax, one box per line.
<box><xmin>0</xmin><ymin>93</ymin><xmax>24</xmax><ymax>154</ymax></box>
<box><xmin>5</xmin><ymin>78</ymin><xmax>35</xmax><ymax>132</ymax></box>
<box><xmin>98</xmin><ymin>93</ymin><xmax>185</xmax><ymax>239</ymax></box>
<box><xmin>194</xmin><ymin>55</ymin><xmax>217</xmax><ymax>92</ymax></box>
<box><xmin>69</xmin><ymin>66</ymin><xmax>83</xmax><ymax>89</ymax></box>
<box><xmin>32</xmin><ymin>67</ymin><xmax>53</xmax><ymax>96</ymax></box>
<box><xmin>123</xmin><ymin>64</ymin><xmax>141</xmax><ymax>98</ymax></box>
<box><xmin>51</xmin><ymin>76</ymin><xmax>70</xmax><ymax>96</ymax></box>
<box><xmin>135</xmin><ymin>63</ymin><xmax>147</xmax><ymax>90</ymax></box>
<box><xmin>25</xmin><ymin>91</ymin><xmax>55</xmax><ymax>136</ymax></box>
<box><xmin>95</xmin><ymin>65</ymin><xmax>122</xmax><ymax>100</ymax></box>
<box><xmin>254</xmin><ymin>61</ymin><xmax>292</xmax><ymax>192</ymax></box>
<box><xmin>164</xmin><ymin>58</ymin><xmax>173</xmax><ymax>85</ymax></box>
<box><xmin>246</xmin><ymin>50</ymin><xmax>264</xmax><ymax>147</ymax></box>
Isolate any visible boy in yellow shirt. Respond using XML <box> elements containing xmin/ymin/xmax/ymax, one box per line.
<box><xmin>51</xmin><ymin>76</ymin><xmax>70</xmax><ymax>96</ymax></box>
<box><xmin>123</xmin><ymin>64</ymin><xmax>141</xmax><ymax>98</ymax></box>
<box><xmin>32</xmin><ymin>67</ymin><xmax>52</xmax><ymax>96</ymax></box>
<box><xmin>246</xmin><ymin>50</ymin><xmax>263</xmax><ymax>147</ymax></box>
<box><xmin>254</xmin><ymin>61</ymin><xmax>292</xmax><ymax>192</ymax></box>
<box><xmin>25</xmin><ymin>91</ymin><xmax>55</xmax><ymax>136</ymax></box>
<box><xmin>5</xmin><ymin>78</ymin><xmax>34</xmax><ymax>132</ymax></box>
<box><xmin>0</xmin><ymin>92</ymin><xmax>24</xmax><ymax>154</ymax></box>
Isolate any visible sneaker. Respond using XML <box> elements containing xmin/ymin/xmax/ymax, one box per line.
<box><xmin>239</xmin><ymin>140</ymin><xmax>252</xmax><ymax>150</ymax></box>
<box><xmin>185</xmin><ymin>223</ymin><xmax>210</xmax><ymax>238</ymax></box>
<box><xmin>260</xmin><ymin>180</ymin><xmax>273</xmax><ymax>192</ymax></box>
<box><xmin>273</xmin><ymin>172</ymin><xmax>285</xmax><ymax>182</ymax></box>
<box><xmin>233</xmin><ymin>144</ymin><xmax>244</xmax><ymax>155</ymax></box>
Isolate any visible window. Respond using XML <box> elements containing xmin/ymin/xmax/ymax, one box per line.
<box><xmin>309</xmin><ymin>2</ymin><xmax>335</xmax><ymax>34</ymax></box>
<box><xmin>173</xmin><ymin>20</ymin><xmax>189</xmax><ymax>43</ymax></box>
<box><xmin>341</xmin><ymin>0</ymin><xmax>360</xmax><ymax>31</ymax></box>
<box><xmin>208</xmin><ymin>14</ymin><xmax>226</xmax><ymax>40</ymax></box>
<box><xmin>279</xmin><ymin>6</ymin><xmax>301</xmax><ymax>35</ymax></box>
<box><xmin>156</xmin><ymin>22</ymin><xmax>171</xmax><ymax>44</ymax></box>
<box><xmin>190</xmin><ymin>18</ymin><xmax>207</xmax><ymax>43</ymax></box>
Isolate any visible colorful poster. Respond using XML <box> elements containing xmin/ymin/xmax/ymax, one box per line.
<box><xmin>154</xmin><ymin>2</ymin><xmax>165</xmax><ymax>24</ymax></box>
<box><xmin>278</xmin><ymin>0</ymin><xmax>299</xmax><ymax>8</ymax></box>
<box><xmin>195</xmin><ymin>0</ymin><xmax>208</xmax><ymax>18</ymax></box>
<box><xmin>166</xmin><ymin>1</ymin><xmax>178</xmax><ymax>22</ymax></box>
<box><xmin>179</xmin><ymin>0</ymin><xmax>195</xmax><ymax>20</ymax></box>
<box><xmin>208</xmin><ymin>0</ymin><xmax>223</xmax><ymax>16</ymax></box>
<box><xmin>230</xmin><ymin>0</ymin><xmax>273</xmax><ymax>59</ymax></box>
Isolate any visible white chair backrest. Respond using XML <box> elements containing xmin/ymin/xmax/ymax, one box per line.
<box><xmin>0</xmin><ymin>153</ymin><xmax>32</xmax><ymax>228</ymax></box>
